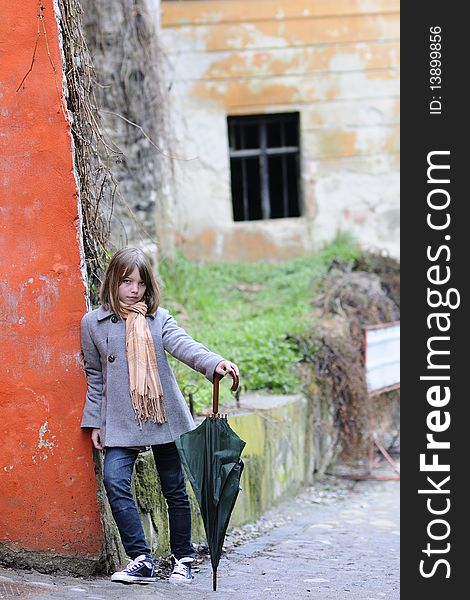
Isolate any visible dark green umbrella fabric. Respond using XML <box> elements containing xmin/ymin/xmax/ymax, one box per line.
<box><xmin>176</xmin><ymin>414</ymin><xmax>246</xmax><ymax>590</ymax></box>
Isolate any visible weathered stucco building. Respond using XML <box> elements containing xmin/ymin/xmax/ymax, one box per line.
<box><xmin>158</xmin><ymin>0</ymin><xmax>400</xmax><ymax>261</ymax></box>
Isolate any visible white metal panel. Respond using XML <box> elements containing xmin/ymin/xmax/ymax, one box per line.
<box><xmin>365</xmin><ymin>322</ymin><xmax>400</xmax><ymax>394</ymax></box>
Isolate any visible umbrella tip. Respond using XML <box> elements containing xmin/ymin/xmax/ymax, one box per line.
<box><xmin>212</xmin><ymin>568</ymin><xmax>217</xmax><ymax>591</ymax></box>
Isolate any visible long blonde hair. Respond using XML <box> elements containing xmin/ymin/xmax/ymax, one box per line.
<box><xmin>100</xmin><ymin>247</ymin><xmax>160</xmax><ymax>316</ymax></box>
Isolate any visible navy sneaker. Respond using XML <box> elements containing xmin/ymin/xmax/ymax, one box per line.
<box><xmin>111</xmin><ymin>554</ymin><xmax>156</xmax><ymax>584</ymax></box>
<box><xmin>169</xmin><ymin>556</ymin><xmax>194</xmax><ymax>584</ymax></box>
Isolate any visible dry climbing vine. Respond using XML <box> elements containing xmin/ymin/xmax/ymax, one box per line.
<box><xmin>80</xmin><ymin>0</ymin><xmax>173</xmax><ymax>251</ymax></box>
<box><xmin>55</xmin><ymin>0</ymin><xmax>182</xmax><ymax>291</ymax></box>
<box><xmin>55</xmin><ymin>0</ymin><xmax>121</xmax><ymax>303</ymax></box>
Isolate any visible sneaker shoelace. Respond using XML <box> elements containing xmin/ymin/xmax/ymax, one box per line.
<box><xmin>172</xmin><ymin>558</ymin><xmax>192</xmax><ymax>578</ymax></box>
<box><xmin>125</xmin><ymin>556</ymin><xmax>149</xmax><ymax>574</ymax></box>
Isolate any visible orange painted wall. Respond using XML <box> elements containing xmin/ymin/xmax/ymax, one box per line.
<box><xmin>0</xmin><ymin>1</ymin><xmax>103</xmax><ymax>558</ymax></box>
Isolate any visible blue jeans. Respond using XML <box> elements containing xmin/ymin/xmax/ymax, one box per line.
<box><xmin>103</xmin><ymin>443</ymin><xmax>195</xmax><ymax>560</ymax></box>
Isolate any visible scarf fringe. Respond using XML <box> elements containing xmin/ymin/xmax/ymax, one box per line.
<box><xmin>131</xmin><ymin>390</ymin><xmax>167</xmax><ymax>426</ymax></box>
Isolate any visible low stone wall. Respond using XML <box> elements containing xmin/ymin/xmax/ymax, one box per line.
<box><xmin>133</xmin><ymin>394</ymin><xmax>314</xmax><ymax>557</ymax></box>
<box><xmin>227</xmin><ymin>395</ymin><xmax>313</xmax><ymax>525</ymax></box>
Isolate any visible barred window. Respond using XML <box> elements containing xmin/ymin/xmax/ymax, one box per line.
<box><xmin>227</xmin><ymin>113</ymin><xmax>301</xmax><ymax>221</ymax></box>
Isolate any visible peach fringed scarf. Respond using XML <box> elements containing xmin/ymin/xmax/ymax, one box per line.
<box><xmin>120</xmin><ymin>301</ymin><xmax>166</xmax><ymax>426</ymax></box>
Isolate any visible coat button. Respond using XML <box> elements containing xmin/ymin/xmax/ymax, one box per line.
<box><xmin>108</xmin><ymin>355</ymin><xmax>116</xmax><ymax>363</ymax></box>
<box><xmin>111</xmin><ymin>315</ymin><xmax>118</xmax><ymax>323</ymax></box>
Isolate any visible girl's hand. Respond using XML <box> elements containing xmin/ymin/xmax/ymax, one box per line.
<box><xmin>91</xmin><ymin>428</ymin><xmax>104</xmax><ymax>450</ymax></box>
<box><xmin>215</xmin><ymin>360</ymin><xmax>239</xmax><ymax>378</ymax></box>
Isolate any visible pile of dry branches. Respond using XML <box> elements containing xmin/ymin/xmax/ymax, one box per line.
<box><xmin>294</xmin><ymin>254</ymin><xmax>400</xmax><ymax>463</ymax></box>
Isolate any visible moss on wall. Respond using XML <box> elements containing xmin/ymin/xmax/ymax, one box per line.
<box><xmin>133</xmin><ymin>453</ymin><xmax>170</xmax><ymax>557</ymax></box>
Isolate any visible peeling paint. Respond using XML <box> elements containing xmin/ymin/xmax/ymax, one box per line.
<box><xmin>32</xmin><ymin>420</ymin><xmax>57</xmax><ymax>464</ymax></box>
<box><xmin>38</xmin><ymin>420</ymin><xmax>56</xmax><ymax>450</ymax></box>
<box><xmin>27</xmin><ymin>337</ymin><xmax>52</xmax><ymax>368</ymax></box>
<box><xmin>36</xmin><ymin>275</ymin><xmax>60</xmax><ymax>321</ymax></box>
<box><xmin>162</xmin><ymin>1</ymin><xmax>400</xmax><ymax>27</ymax></box>
<box><xmin>0</xmin><ymin>282</ymin><xmax>19</xmax><ymax>324</ymax></box>
<box><xmin>164</xmin><ymin>14</ymin><xmax>399</xmax><ymax>52</ymax></box>
<box><xmin>52</xmin><ymin>262</ymin><xmax>70</xmax><ymax>276</ymax></box>
<box><xmin>59</xmin><ymin>351</ymin><xmax>82</xmax><ymax>370</ymax></box>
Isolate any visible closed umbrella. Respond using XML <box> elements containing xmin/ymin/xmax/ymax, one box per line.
<box><xmin>176</xmin><ymin>372</ymin><xmax>246</xmax><ymax>591</ymax></box>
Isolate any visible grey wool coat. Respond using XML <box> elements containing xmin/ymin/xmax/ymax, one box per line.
<box><xmin>80</xmin><ymin>306</ymin><xmax>224</xmax><ymax>447</ymax></box>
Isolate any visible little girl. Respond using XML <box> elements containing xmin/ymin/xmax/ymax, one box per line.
<box><xmin>80</xmin><ymin>247</ymin><xmax>239</xmax><ymax>585</ymax></box>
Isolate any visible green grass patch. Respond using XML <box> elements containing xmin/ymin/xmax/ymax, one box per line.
<box><xmin>158</xmin><ymin>231</ymin><xmax>361</xmax><ymax>413</ymax></box>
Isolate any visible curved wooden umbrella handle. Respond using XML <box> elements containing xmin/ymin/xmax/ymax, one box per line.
<box><xmin>213</xmin><ymin>371</ymin><xmax>239</xmax><ymax>415</ymax></box>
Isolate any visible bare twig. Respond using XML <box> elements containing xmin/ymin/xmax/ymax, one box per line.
<box><xmin>38</xmin><ymin>1</ymin><xmax>62</xmax><ymax>103</ymax></box>
<box><xmin>101</xmin><ymin>110</ymin><xmax>197</xmax><ymax>162</ymax></box>
<box><xmin>16</xmin><ymin>2</ymin><xmax>42</xmax><ymax>92</ymax></box>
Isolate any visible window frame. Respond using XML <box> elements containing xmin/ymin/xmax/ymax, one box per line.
<box><xmin>227</xmin><ymin>113</ymin><xmax>301</xmax><ymax>222</ymax></box>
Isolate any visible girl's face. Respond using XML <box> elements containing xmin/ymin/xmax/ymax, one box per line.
<box><xmin>118</xmin><ymin>266</ymin><xmax>146</xmax><ymax>305</ymax></box>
